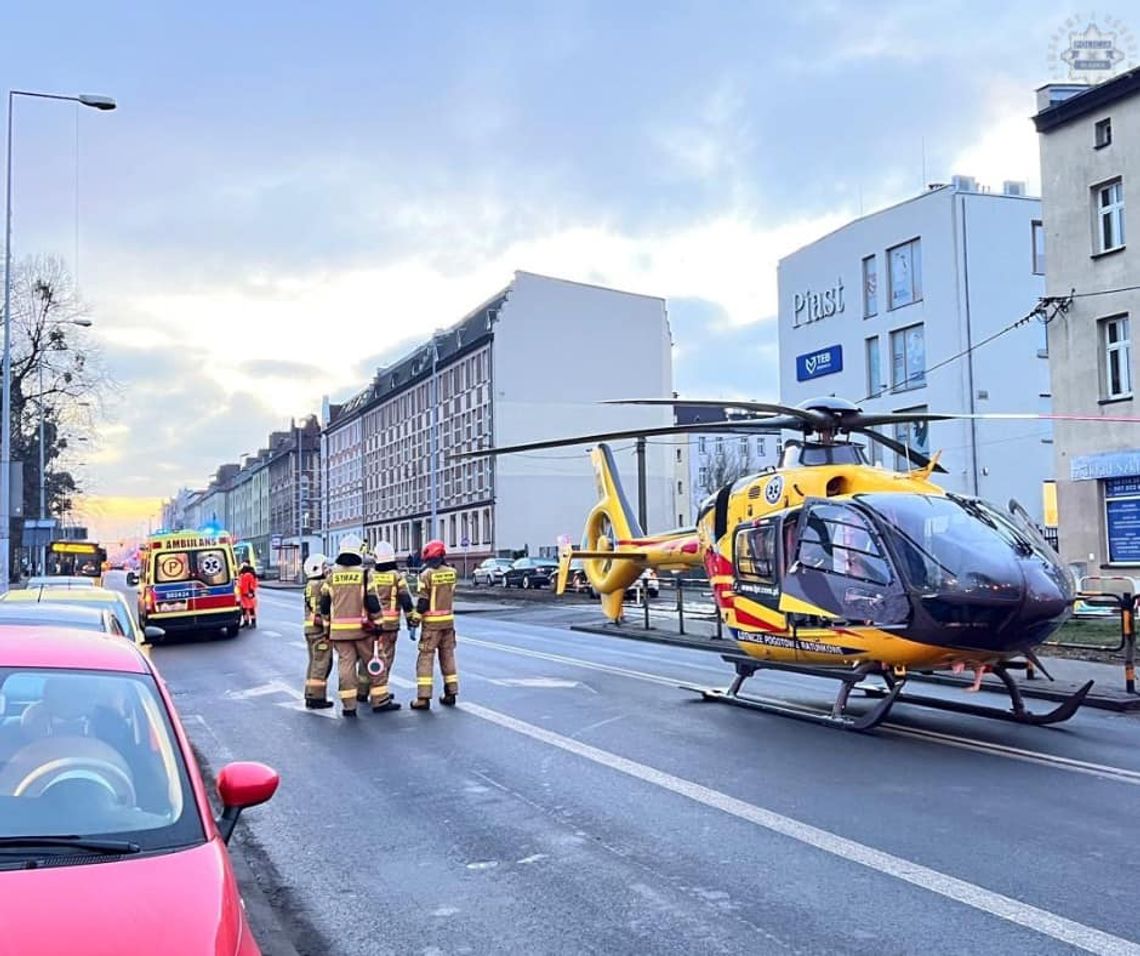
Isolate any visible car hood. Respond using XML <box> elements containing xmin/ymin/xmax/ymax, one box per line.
<box><xmin>1</xmin><ymin>839</ymin><xmax>246</xmax><ymax>956</ymax></box>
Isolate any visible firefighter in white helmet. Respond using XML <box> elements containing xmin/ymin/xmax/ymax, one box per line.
<box><xmin>319</xmin><ymin>534</ymin><xmax>385</xmax><ymax>717</ymax></box>
<box><xmin>301</xmin><ymin>552</ymin><xmax>333</xmax><ymax>709</ymax></box>
<box><xmin>366</xmin><ymin>540</ymin><xmax>414</xmax><ymax>711</ymax></box>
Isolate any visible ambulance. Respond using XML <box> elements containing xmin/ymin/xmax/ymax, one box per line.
<box><xmin>137</xmin><ymin>530</ymin><xmax>242</xmax><ymax>639</ymax></box>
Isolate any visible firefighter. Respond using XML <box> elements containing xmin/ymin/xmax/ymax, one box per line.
<box><xmin>367</xmin><ymin>540</ymin><xmax>413</xmax><ymax>711</ymax></box>
<box><xmin>319</xmin><ymin>535</ymin><xmax>385</xmax><ymax>718</ymax></box>
<box><xmin>409</xmin><ymin>539</ymin><xmax>459</xmax><ymax>710</ymax></box>
<box><xmin>302</xmin><ymin>553</ymin><xmax>334</xmax><ymax>709</ymax></box>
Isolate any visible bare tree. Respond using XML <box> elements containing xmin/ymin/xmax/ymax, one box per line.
<box><xmin>4</xmin><ymin>256</ymin><xmax>109</xmax><ymax>558</ymax></box>
<box><xmin>698</xmin><ymin>436</ymin><xmax>759</xmax><ymax>499</ymax></box>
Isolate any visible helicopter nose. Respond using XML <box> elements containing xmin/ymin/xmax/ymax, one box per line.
<box><xmin>1014</xmin><ymin>560</ymin><xmax>1074</xmax><ymax>634</ymax></box>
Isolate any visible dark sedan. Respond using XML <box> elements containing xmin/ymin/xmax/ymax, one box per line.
<box><xmin>502</xmin><ymin>558</ymin><xmax>559</xmax><ymax>589</ymax></box>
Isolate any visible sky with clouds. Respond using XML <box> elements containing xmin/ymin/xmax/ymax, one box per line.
<box><xmin>2</xmin><ymin>0</ymin><xmax>1122</xmax><ymax>538</ymax></box>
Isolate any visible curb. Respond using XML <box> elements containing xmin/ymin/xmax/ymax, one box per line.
<box><xmin>568</xmin><ymin>625</ymin><xmax>1140</xmax><ymax>713</ymax></box>
<box><xmin>229</xmin><ymin>834</ymin><xmax>304</xmax><ymax>956</ymax></box>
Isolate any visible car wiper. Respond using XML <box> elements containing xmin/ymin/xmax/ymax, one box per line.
<box><xmin>0</xmin><ymin>835</ymin><xmax>141</xmax><ymax>854</ymax></box>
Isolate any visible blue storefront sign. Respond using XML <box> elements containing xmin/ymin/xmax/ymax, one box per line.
<box><xmin>1070</xmin><ymin>448</ymin><xmax>1140</xmax><ymax>481</ymax></box>
<box><xmin>1106</xmin><ymin>498</ymin><xmax>1140</xmax><ymax>563</ymax></box>
<box><xmin>795</xmin><ymin>344</ymin><xmax>843</xmax><ymax>382</ymax></box>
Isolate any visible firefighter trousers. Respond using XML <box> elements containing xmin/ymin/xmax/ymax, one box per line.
<box><xmin>304</xmin><ymin>633</ymin><xmax>333</xmax><ymax>702</ymax></box>
<box><xmin>354</xmin><ymin>631</ymin><xmax>398</xmax><ymax>705</ymax></box>
<box><xmin>333</xmin><ymin>636</ymin><xmax>384</xmax><ymax>712</ymax></box>
<box><xmin>416</xmin><ymin>627</ymin><xmax>458</xmax><ymax>700</ymax></box>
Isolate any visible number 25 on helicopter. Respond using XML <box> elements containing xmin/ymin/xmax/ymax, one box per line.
<box><xmin>463</xmin><ymin>397</ymin><xmax>1136</xmax><ymax>731</ymax></box>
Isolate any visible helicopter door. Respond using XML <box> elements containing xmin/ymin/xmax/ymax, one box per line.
<box><xmin>732</xmin><ymin>518</ymin><xmax>783</xmax><ymax>614</ymax></box>
<box><xmin>780</xmin><ymin>499</ymin><xmax>908</xmax><ymax>626</ymax></box>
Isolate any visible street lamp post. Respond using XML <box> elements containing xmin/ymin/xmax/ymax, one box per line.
<box><xmin>35</xmin><ymin>318</ymin><xmax>91</xmax><ymax>572</ymax></box>
<box><xmin>2</xmin><ymin>89</ymin><xmax>114</xmax><ymax>588</ymax></box>
<box><xmin>429</xmin><ymin>336</ymin><xmax>439</xmax><ymax>544</ymax></box>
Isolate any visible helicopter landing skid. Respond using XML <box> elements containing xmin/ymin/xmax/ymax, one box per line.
<box><xmin>679</xmin><ymin>659</ymin><xmax>903</xmax><ymax>732</ymax></box>
<box><xmin>680</xmin><ymin>657</ymin><xmax>1093</xmax><ymax>731</ymax></box>
<box><xmin>862</xmin><ymin>666</ymin><xmax>1094</xmax><ymax>727</ymax></box>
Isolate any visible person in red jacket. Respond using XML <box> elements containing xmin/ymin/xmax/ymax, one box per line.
<box><xmin>239</xmin><ymin>562</ymin><xmax>258</xmax><ymax>628</ymax></box>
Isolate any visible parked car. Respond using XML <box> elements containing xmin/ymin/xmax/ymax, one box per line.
<box><xmin>0</xmin><ymin>626</ymin><xmax>279</xmax><ymax>954</ymax></box>
<box><xmin>25</xmin><ymin>575</ymin><xmax>96</xmax><ymax>589</ymax></box>
<box><xmin>0</xmin><ymin>602</ymin><xmax>126</xmax><ymax>637</ymax></box>
<box><xmin>2</xmin><ymin>586</ymin><xmax>163</xmax><ymax>646</ymax></box>
<box><xmin>472</xmin><ymin>557</ymin><xmax>515</xmax><ymax>587</ymax></box>
<box><xmin>503</xmin><ymin>557</ymin><xmax>559</xmax><ymax>589</ymax></box>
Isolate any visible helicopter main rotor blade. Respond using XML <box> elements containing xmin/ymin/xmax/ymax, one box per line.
<box><xmin>857</xmin><ymin>430</ymin><xmax>948</xmax><ymax>474</ymax></box>
<box><xmin>846</xmin><ymin>411</ymin><xmax>959</xmax><ymax>428</ymax></box>
<box><xmin>603</xmin><ymin>398</ymin><xmax>824</xmax><ymax>425</ymax></box>
<box><xmin>448</xmin><ymin>419</ymin><xmax>782</xmax><ymax>460</ymax></box>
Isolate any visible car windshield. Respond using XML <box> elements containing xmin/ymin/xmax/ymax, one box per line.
<box><xmin>0</xmin><ymin>668</ymin><xmax>203</xmax><ymax>854</ymax></box>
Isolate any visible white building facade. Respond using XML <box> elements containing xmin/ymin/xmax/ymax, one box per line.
<box><xmin>327</xmin><ymin>271</ymin><xmax>676</xmax><ymax>562</ymax></box>
<box><xmin>1035</xmin><ymin>71</ymin><xmax>1140</xmax><ymax>575</ymax></box>
<box><xmin>777</xmin><ymin>180</ymin><xmax>1052</xmax><ymax>522</ymax></box>
<box><xmin>321</xmin><ymin>394</ymin><xmax>365</xmax><ymax>559</ymax></box>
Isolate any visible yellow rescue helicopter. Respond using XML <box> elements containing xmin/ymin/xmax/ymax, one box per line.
<box><xmin>466</xmin><ymin>396</ymin><xmax>1131</xmax><ymax>731</ymax></box>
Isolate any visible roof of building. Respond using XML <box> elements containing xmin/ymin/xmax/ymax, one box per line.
<box><xmin>327</xmin><ymin>286</ymin><xmax>508</xmax><ymax>430</ymax></box>
<box><xmin>1034</xmin><ymin>68</ymin><xmax>1140</xmax><ymax>132</ymax></box>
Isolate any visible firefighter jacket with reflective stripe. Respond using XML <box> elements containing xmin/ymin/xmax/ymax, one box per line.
<box><xmin>416</xmin><ymin>564</ymin><xmax>456</xmax><ymax>629</ymax></box>
<box><xmin>303</xmin><ymin>579</ymin><xmax>324</xmax><ymax>637</ymax></box>
<box><xmin>372</xmin><ymin>570</ymin><xmax>411</xmax><ymax>631</ymax></box>
<box><xmin>320</xmin><ymin>565</ymin><xmax>381</xmax><ymax>638</ymax></box>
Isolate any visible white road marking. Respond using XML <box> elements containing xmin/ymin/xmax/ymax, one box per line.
<box><xmin>465</xmin><ymin>861</ymin><xmax>498</xmax><ymax>870</ymax></box>
<box><xmin>181</xmin><ymin>713</ymin><xmax>236</xmax><ymax>761</ymax></box>
<box><xmin>226</xmin><ymin>681</ymin><xmax>297</xmax><ymax>700</ymax></box>
<box><xmin>260</xmin><ymin>629</ymin><xmax>283</xmax><ymax>638</ymax></box>
<box><xmin>463</xmin><ymin>637</ymin><xmax>1140</xmax><ymax>786</ymax></box>
<box><xmin>516</xmin><ymin>854</ymin><xmax>548</xmax><ymax>865</ymax></box>
<box><xmin>489</xmin><ymin>677</ymin><xmax>583</xmax><ymax>689</ymax></box>
<box><xmin>458</xmin><ymin>700</ymin><xmax>1140</xmax><ymax>955</ymax></box>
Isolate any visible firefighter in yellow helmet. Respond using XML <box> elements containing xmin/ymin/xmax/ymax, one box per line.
<box><xmin>319</xmin><ymin>534</ymin><xmax>385</xmax><ymax>718</ymax></box>
<box><xmin>367</xmin><ymin>540</ymin><xmax>413</xmax><ymax>710</ymax></box>
<box><xmin>301</xmin><ymin>553</ymin><xmax>334</xmax><ymax>709</ymax></box>
<box><xmin>409</xmin><ymin>539</ymin><xmax>458</xmax><ymax>710</ymax></box>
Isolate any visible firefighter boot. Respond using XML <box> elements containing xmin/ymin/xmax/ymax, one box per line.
<box><xmin>373</xmin><ymin>699</ymin><xmax>402</xmax><ymax>713</ymax></box>
<box><xmin>410</xmin><ymin>699</ymin><xmax>431</xmax><ymax>711</ymax></box>
<box><xmin>440</xmin><ymin>693</ymin><xmax>457</xmax><ymax>706</ymax></box>
<box><xmin>306</xmin><ymin>699</ymin><xmax>334</xmax><ymax>710</ymax></box>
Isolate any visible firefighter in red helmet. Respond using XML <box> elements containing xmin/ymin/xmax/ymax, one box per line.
<box><xmin>409</xmin><ymin>539</ymin><xmax>458</xmax><ymax>710</ymax></box>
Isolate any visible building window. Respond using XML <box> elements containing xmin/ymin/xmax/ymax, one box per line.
<box><xmin>1105</xmin><ymin>477</ymin><xmax>1140</xmax><ymax>563</ymax></box>
<box><xmin>1095</xmin><ymin>118</ymin><xmax>1112</xmax><ymax>149</ymax></box>
<box><xmin>1031</xmin><ymin>220</ymin><xmax>1045</xmax><ymax>275</ymax></box>
<box><xmin>889</xmin><ymin>324</ymin><xmax>925</xmax><ymax>391</ymax></box>
<box><xmin>887</xmin><ymin>238</ymin><xmax>922</xmax><ymax>309</ymax></box>
<box><xmin>677</xmin><ymin>480</ymin><xmax>684</xmax><ymax>495</ymax></box>
<box><xmin>698</xmin><ymin>466</ymin><xmax>708</xmax><ymax>488</ymax></box>
<box><xmin>1100</xmin><ymin>315</ymin><xmax>1132</xmax><ymax>401</ymax></box>
<box><xmin>698</xmin><ymin>437</ymin><xmax>707</xmax><ymax>454</ymax></box>
<box><xmin>1095</xmin><ymin>179</ymin><xmax>1125</xmax><ymax>253</ymax></box>
<box><xmin>675</xmin><ymin>448</ymin><xmax>682</xmax><ymax>462</ymax></box>
<box><xmin>892</xmin><ymin>406</ymin><xmax>929</xmax><ymax>471</ymax></box>
<box><xmin>865</xmin><ymin>336</ymin><xmax>882</xmax><ymax>397</ymax></box>
<box><xmin>757</xmin><ymin>437</ymin><xmax>765</xmax><ymax>457</ymax></box>
<box><xmin>862</xmin><ymin>255</ymin><xmax>877</xmax><ymax>317</ymax></box>
<box><xmin>483</xmin><ymin>509</ymin><xmax>492</xmax><ymax>546</ymax></box>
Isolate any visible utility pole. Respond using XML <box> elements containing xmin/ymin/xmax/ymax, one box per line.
<box><xmin>636</xmin><ymin>436</ymin><xmax>648</xmax><ymax>533</ymax></box>
<box><xmin>295</xmin><ymin>418</ymin><xmax>303</xmax><ymax>582</ymax></box>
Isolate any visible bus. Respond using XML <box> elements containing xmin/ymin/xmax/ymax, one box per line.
<box><xmin>232</xmin><ymin>540</ymin><xmax>262</xmax><ymax>578</ymax></box>
<box><xmin>45</xmin><ymin>540</ymin><xmax>108</xmax><ymax>583</ymax></box>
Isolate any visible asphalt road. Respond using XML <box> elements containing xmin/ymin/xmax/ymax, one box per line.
<box><xmin>147</xmin><ymin>585</ymin><xmax>1140</xmax><ymax>956</ymax></box>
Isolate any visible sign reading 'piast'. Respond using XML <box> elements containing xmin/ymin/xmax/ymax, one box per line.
<box><xmin>792</xmin><ymin>278</ymin><xmax>845</xmax><ymax>327</ymax></box>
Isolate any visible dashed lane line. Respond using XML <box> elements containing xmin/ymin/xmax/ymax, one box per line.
<box><xmin>461</xmin><ymin>636</ymin><xmax>1140</xmax><ymax>787</ymax></box>
<box><xmin>459</xmin><ymin>699</ymin><xmax>1140</xmax><ymax>956</ymax></box>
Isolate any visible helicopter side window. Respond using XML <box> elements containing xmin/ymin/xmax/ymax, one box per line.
<box><xmin>735</xmin><ymin>525</ymin><xmax>776</xmax><ymax>584</ymax></box>
<box><xmin>796</xmin><ymin>505</ymin><xmax>892</xmax><ymax>587</ymax></box>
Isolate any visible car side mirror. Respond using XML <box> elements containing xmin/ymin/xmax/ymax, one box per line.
<box><xmin>216</xmin><ymin>761</ymin><xmax>279</xmax><ymax>843</ymax></box>
<box><xmin>126</xmin><ymin>572</ymin><xmax>139</xmax><ymax>587</ymax></box>
<box><xmin>143</xmin><ymin>626</ymin><xmax>166</xmax><ymax>642</ymax></box>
